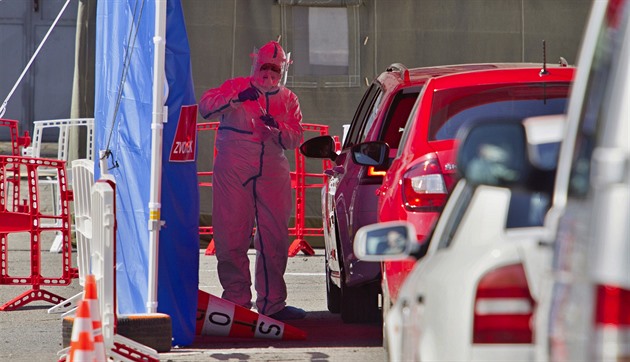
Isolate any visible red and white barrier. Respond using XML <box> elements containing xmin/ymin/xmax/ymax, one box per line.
<box><xmin>48</xmin><ymin>159</ymin><xmax>95</xmax><ymax>315</ymax></box>
<box><xmin>0</xmin><ymin>155</ymin><xmax>77</xmax><ymax>311</ymax></box>
<box><xmin>20</xmin><ymin>118</ymin><xmax>95</xmax><ymax>253</ymax></box>
<box><xmin>92</xmin><ymin>179</ymin><xmax>160</xmax><ymax>362</ymax></box>
<box><xmin>57</xmin><ymin>179</ymin><xmax>160</xmax><ymax>362</ymax></box>
<box><xmin>0</xmin><ymin>118</ymin><xmax>31</xmax><ymax>156</ymax></box>
<box><xmin>198</xmin><ymin>122</ymin><xmax>333</xmax><ymax>257</ymax></box>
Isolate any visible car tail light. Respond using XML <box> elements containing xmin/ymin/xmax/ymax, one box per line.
<box><xmin>593</xmin><ymin>284</ymin><xmax>630</xmax><ymax>361</ymax></box>
<box><xmin>595</xmin><ymin>285</ymin><xmax>630</xmax><ymax>326</ymax></box>
<box><xmin>402</xmin><ymin>159</ymin><xmax>447</xmax><ymax>211</ymax></box>
<box><xmin>473</xmin><ymin>263</ymin><xmax>535</xmax><ymax>344</ymax></box>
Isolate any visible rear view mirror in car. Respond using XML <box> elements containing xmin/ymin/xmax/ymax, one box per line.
<box><xmin>299</xmin><ymin>135</ymin><xmax>337</xmax><ymax>161</ymax></box>
<box><xmin>456</xmin><ymin>120</ymin><xmax>528</xmax><ymax>187</ymax></box>
<box><xmin>350</xmin><ymin>141</ymin><xmax>389</xmax><ymax>166</ymax></box>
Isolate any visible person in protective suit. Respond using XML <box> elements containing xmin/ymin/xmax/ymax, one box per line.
<box><xmin>198</xmin><ymin>41</ymin><xmax>306</xmax><ymax>320</ymax></box>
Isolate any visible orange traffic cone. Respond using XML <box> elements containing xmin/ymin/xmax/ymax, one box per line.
<box><xmin>196</xmin><ymin>290</ymin><xmax>306</xmax><ymax>340</ymax></box>
<box><xmin>204</xmin><ymin>239</ymin><xmax>216</xmax><ymax>255</ymax></box>
<box><xmin>68</xmin><ymin>300</ymin><xmax>95</xmax><ymax>362</ymax></box>
<box><xmin>84</xmin><ymin>274</ymin><xmax>107</xmax><ymax>361</ymax></box>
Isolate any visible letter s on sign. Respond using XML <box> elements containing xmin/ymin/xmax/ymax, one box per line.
<box><xmin>258</xmin><ymin>321</ymin><xmax>281</xmax><ymax>336</ymax></box>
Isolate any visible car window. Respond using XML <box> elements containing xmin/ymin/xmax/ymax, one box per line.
<box><xmin>379</xmin><ymin>87</ymin><xmax>421</xmax><ymax>149</ymax></box>
<box><xmin>360</xmin><ymin>91</ymin><xmax>385</xmax><ymax>140</ymax></box>
<box><xmin>429</xmin><ymin>83</ymin><xmax>571</xmax><ymax>141</ymax></box>
<box><xmin>343</xmin><ymin>83</ymin><xmax>382</xmax><ymax>149</ymax></box>
<box><xmin>396</xmin><ymin>96</ymin><xmax>421</xmax><ymax>158</ymax></box>
<box><xmin>506</xmin><ymin>191</ymin><xmax>551</xmax><ymax>228</ymax></box>
<box><xmin>507</xmin><ymin>137</ymin><xmax>559</xmax><ymax>228</ymax></box>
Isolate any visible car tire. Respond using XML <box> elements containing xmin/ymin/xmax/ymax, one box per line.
<box><xmin>326</xmin><ymin>215</ymin><xmax>342</xmax><ymax>313</ymax></box>
<box><xmin>62</xmin><ymin>313</ymin><xmax>172</xmax><ymax>352</ymax></box>
<box><xmin>340</xmin><ymin>277</ymin><xmax>381</xmax><ymax>324</ymax></box>
<box><xmin>326</xmin><ymin>261</ymin><xmax>341</xmax><ymax>314</ymax></box>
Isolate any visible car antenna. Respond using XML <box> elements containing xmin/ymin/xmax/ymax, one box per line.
<box><xmin>540</xmin><ymin>40</ymin><xmax>549</xmax><ymax>104</ymax></box>
<box><xmin>540</xmin><ymin>40</ymin><xmax>549</xmax><ymax>76</ymax></box>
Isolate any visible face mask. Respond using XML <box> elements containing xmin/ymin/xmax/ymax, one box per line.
<box><xmin>254</xmin><ymin>66</ymin><xmax>281</xmax><ymax>91</ymax></box>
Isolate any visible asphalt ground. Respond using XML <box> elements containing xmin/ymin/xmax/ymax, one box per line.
<box><xmin>0</xmin><ymin>150</ymin><xmax>384</xmax><ymax>361</ymax></box>
<box><xmin>0</xmin><ymin>244</ymin><xmax>385</xmax><ymax>361</ymax></box>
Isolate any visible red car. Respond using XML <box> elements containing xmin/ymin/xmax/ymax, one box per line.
<box><xmin>300</xmin><ymin>63</ymin><xmax>425</xmax><ymax>323</ymax></box>
<box><xmin>353</xmin><ymin>63</ymin><xmax>575</xmax><ymax>311</ymax></box>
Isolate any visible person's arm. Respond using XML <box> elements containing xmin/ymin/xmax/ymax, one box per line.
<box><xmin>199</xmin><ymin>78</ymin><xmax>257</xmax><ymax>120</ymax></box>
<box><xmin>276</xmin><ymin>92</ymin><xmax>304</xmax><ymax>150</ymax></box>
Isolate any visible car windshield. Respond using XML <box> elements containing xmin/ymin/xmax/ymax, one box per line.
<box><xmin>429</xmin><ymin>82</ymin><xmax>571</xmax><ymax>140</ymax></box>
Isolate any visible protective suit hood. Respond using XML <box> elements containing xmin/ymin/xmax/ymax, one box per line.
<box><xmin>251</xmin><ymin>41</ymin><xmax>291</xmax><ymax>90</ymax></box>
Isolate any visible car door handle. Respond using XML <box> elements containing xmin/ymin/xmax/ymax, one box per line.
<box><xmin>333</xmin><ymin>165</ymin><xmax>345</xmax><ymax>175</ymax></box>
<box><xmin>324</xmin><ymin>166</ymin><xmax>345</xmax><ymax>176</ymax></box>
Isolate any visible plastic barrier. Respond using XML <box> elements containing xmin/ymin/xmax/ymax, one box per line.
<box><xmin>48</xmin><ymin>159</ymin><xmax>95</xmax><ymax>315</ymax></box>
<box><xmin>21</xmin><ymin>118</ymin><xmax>95</xmax><ymax>253</ymax></box>
<box><xmin>197</xmin><ymin>122</ymin><xmax>333</xmax><ymax>257</ymax></box>
<box><xmin>0</xmin><ymin>118</ymin><xmax>31</xmax><ymax>156</ymax></box>
<box><xmin>56</xmin><ymin>178</ymin><xmax>159</xmax><ymax>361</ymax></box>
<box><xmin>0</xmin><ymin>119</ymin><xmax>31</xmax><ymax>204</ymax></box>
<box><xmin>89</xmin><ymin>179</ymin><xmax>160</xmax><ymax>361</ymax></box>
<box><xmin>0</xmin><ymin>155</ymin><xmax>77</xmax><ymax>311</ymax></box>
<box><xmin>22</xmin><ymin>118</ymin><xmax>95</xmax><ymax>161</ymax></box>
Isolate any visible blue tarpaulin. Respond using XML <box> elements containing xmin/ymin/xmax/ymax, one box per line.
<box><xmin>94</xmin><ymin>0</ymin><xmax>199</xmax><ymax>346</ymax></box>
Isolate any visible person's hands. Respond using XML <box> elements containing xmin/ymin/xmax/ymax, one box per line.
<box><xmin>237</xmin><ymin>87</ymin><xmax>260</xmax><ymax>102</ymax></box>
<box><xmin>260</xmin><ymin>114</ymin><xmax>278</xmax><ymax>129</ymax></box>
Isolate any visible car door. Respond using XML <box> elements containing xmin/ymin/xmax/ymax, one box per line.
<box><xmin>325</xmin><ymin>83</ymin><xmax>383</xmax><ymax>278</ymax></box>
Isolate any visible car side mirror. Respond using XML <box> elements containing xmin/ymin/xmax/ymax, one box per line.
<box><xmin>350</xmin><ymin>141</ymin><xmax>389</xmax><ymax>166</ymax></box>
<box><xmin>353</xmin><ymin>221</ymin><xmax>427</xmax><ymax>262</ymax></box>
<box><xmin>299</xmin><ymin>135</ymin><xmax>337</xmax><ymax>161</ymax></box>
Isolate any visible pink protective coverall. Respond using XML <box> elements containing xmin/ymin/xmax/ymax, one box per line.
<box><xmin>198</xmin><ymin>52</ymin><xmax>303</xmax><ymax>316</ymax></box>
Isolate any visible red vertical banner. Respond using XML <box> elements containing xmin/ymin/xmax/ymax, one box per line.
<box><xmin>169</xmin><ymin>104</ymin><xmax>198</xmax><ymax>162</ymax></box>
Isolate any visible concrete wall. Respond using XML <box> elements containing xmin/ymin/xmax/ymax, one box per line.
<box><xmin>181</xmin><ymin>0</ymin><xmax>591</xmax><ymax>239</ymax></box>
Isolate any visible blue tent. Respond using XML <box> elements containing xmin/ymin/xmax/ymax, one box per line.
<box><xmin>94</xmin><ymin>0</ymin><xmax>199</xmax><ymax>346</ymax></box>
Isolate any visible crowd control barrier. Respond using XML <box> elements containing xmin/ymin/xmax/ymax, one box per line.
<box><xmin>47</xmin><ymin>159</ymin><xmax>95</xmax><ymax>315</ymax></box>
<box><xmin>0</xmin><ymin>119</ymin><xmax>31</xmax><ymax>197</ymax></box>
<box><xmin>0</xmin><ymin>155</ymin><xmax>77</xmax><ymax>311</ymax></box>
<box><xmin>21</xmin><ymin>118</ymin><xmax>95</xmax><ymax>253</ymax></box>
<box><xmin>0</xmin><ymin>118</ymin><xmax>31</xmax><ymax>157</ymax></box>
<box><xmin>54</xmin><ymin>178</ymin><xmax>160</xmax><ymax>361</ymax></box>
<box><xmin>197</xmin><ymin>122</ymin><xmax>334</xmax><ymax>257</ymax></box>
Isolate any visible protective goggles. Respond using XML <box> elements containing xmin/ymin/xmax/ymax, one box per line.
<box><xmin>260</xmin><ymin>63</ymin><xmax>282</xmax><ymax>74</ymax></box>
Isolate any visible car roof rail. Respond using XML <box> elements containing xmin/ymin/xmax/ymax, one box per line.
<box><xmin>386</xmin><ymin>63</ymin><xmax>410</xmax><ymax>83</ymax></box>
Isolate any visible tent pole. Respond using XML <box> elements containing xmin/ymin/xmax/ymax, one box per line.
<box><xmin>147</xmin><ymin>0</ymin><xmax>168</xmax><ymax>314</ymax></box>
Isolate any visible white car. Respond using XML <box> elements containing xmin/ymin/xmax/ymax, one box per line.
<box><xmin>546</xmin><ymin>0</ymin><xmax>630</xmax><ymax>361</ymax></box>
<box><xmin>355</xmin><ymin>114</ymin><xmax>566</xmax><ymax>361</ymax></box>
<box><xmin>356</xmin><ymin>0</ymin><xmax>630</xmax><ymax>360</ymax></box>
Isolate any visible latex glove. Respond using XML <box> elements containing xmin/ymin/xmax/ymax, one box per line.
<box><xmin>237</xmin><ymin>87</ymin><xmax>259</xmax><ymax>102</ymax></box>
<box><xmin>260</xmin><ymin>114</ymin><xmax>278</xmax><ymax>129</ymax></box>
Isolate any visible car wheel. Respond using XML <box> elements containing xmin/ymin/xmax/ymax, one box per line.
<box><xmin>340</xmin><ymin>277</ymin><xmax>381</xmax><ymax>324</ymax></box>
<box><xmin>325</xmin><ymin>254</ymin><xmax>341</xmax><ymax>313</ymax></box>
